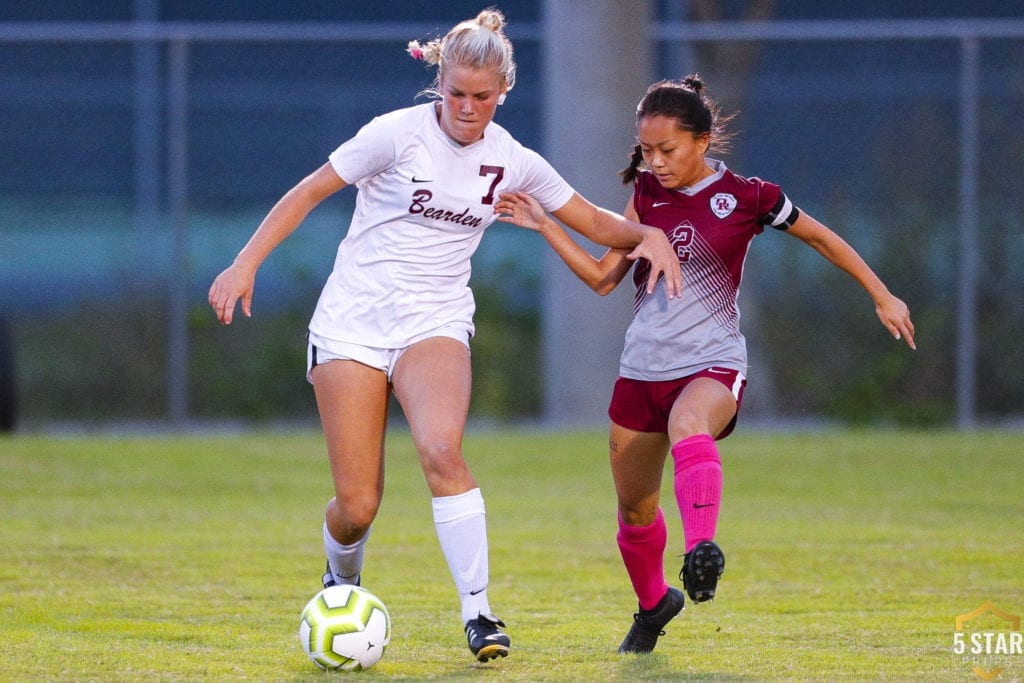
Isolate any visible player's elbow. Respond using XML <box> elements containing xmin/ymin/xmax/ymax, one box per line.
<box><xmin>593</xmin><ymin>278</ymin><xmax>620</xmax><ymax>296</ymax></box>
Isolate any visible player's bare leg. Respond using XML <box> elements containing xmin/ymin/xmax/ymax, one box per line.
<box><xmin>610</xmin><ymin>425</ymin><xmax>685</xmax><ymax>653</ymax></box>
<box><xmin>312</xmin><ymin>359</ymin><xmax>389</xmax><ymax>586</ymax></box>
<box><xmin>393</xmin><ymin>337</ymin><xmax>509</xmax><ymax>661</ymax></box>
<box><xmin>392</xmin><ymin>336</ymin><xmax>475</xmax><ymax>497</ymax></box>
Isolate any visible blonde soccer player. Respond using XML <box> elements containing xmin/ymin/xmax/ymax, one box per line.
<box><xmin>208</xmin><ymin>8</ymin><xmax>681</xmax><ymax>663</ymax></box>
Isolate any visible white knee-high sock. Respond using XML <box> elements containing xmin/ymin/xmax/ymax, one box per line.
<box><xmin>433</xmin><ymin>488</ymin><xmax>491</xmax><ymax>624</ymax></box>
<box><xmin>323</xmin><ymin>522</ymin><xmax>369</xmax><ymax>586</ymax></box>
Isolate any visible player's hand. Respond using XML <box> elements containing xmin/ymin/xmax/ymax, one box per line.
<box><xmin>627</xmin><ymin>227</ymin><xmax>682</xmax><ymax>298</ymax></box>
<box><xmin>875</xmin><ymin>293</ymin><xmax>916</xmax><ymax>350</ymax></box>
<box><xmin>494</xmin><ymin>191</ymin><xmax>548</xmax><ymax>232</ymax></box>
<box><xmin>208</xmin><ymin>263</ymin><xmax>256</xmax><ymax>325</ymax></box>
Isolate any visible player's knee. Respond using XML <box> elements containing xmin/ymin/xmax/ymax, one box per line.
<box><xmin>327</xmin><ymin>495</ymin><xmax>379</xmax><ymax>541</ymax></box>
<box><xmin>618</xmin><ymin>502</ymin><xmax>659</xmax><ymax>527</ymax></box>
<box><xmin>418</xmin><ymin>439</ymin><xmax>464</xmax><ymax>476</ymax></box>
<box><xmin>670</xmin><ymin>409</ymin><xmax>707</xmax><ymax>440</ymax></box>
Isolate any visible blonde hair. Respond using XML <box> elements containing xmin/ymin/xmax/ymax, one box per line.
<box><xmin>407</xmin><ymin>8</ymin><xmax>517</xmax><ymax>98</ymax></box>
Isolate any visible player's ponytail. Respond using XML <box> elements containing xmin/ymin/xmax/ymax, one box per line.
<box><xmin>619</xmin><ymin>144</ymin><xmax>645</xmax><ymax>185</ymax></box>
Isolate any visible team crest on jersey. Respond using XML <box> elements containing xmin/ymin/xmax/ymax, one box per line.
<box><xmin>710</xmin><ymin>193</ymin><xmax>737</xmax><ymax>219</ymax></box>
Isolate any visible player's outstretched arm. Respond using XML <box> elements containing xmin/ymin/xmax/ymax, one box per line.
<box><xmin>495</xmin><ymin>191</ymin><xmax>631</xmax><ymax>295</ymax></box>
<box><xmin>209</xmin><ymin>163</ymin><xmax>346</xmax><ymax>325</ymax></box>
<box><xmin>543</xmin><ymin>193</ymin><xmax>680</xmax><ymax>298</ymax></box>
<box><xmin>787</xmin><ymin>212</ymin><xmax>916</xmax><ymax>349</ymax></box>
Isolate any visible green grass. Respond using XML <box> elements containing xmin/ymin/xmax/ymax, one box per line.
<box><xmin>1</xmin><ymin>429</ymin><xmax>1022</xmax><ymax>681</ymax></box>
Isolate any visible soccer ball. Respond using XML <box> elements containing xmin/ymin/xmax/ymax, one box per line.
<box><xmin>298</xmin><ymin>584</ymin><xmax>392</xmax><ymax>670</ymax></box>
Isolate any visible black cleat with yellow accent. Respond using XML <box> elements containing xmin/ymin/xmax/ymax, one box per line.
<box><xmin>465</xmin><ymin>613</ymin><xmax>510</xmax><ymax>662</ymax></box>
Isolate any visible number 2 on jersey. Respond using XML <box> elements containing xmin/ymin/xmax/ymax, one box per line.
<box><xmin>672</xmin><ymin>223</ymin><xmax>694</xmax><ymax>263</ymax></box>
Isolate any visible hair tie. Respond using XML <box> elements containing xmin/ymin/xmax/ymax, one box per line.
<box><xmin>407</xmin><ymin>40</ymin><xmax>427</xmax><ymax>61</ymax></box>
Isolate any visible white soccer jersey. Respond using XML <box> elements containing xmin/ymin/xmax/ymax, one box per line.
<box><xmin>309</xmin><ymin>102</ymin><xmax>575</xmax><ymax>348</ymax></box>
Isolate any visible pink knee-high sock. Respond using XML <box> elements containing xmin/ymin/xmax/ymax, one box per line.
<box><xmin>617</xmin><ymin>507</ymin><xmax>670</xmax><ymax>611</ymax></box>
<box><xmin>672</xmin><ymin>434</ymin><xmax>722</xmax><ymax>554</ymax></box>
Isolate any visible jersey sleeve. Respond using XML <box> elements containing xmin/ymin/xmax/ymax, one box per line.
<box><xmin>511</xmin><ymin>147</ymin><xmax>576</xmax><ymax>212</ymax></box>
<box><xmin>631</xmin><ymin>171</ymin><xmax>658</xmax><ymax>218</ymax></box>
<box><xmin>757</xmin><ymin>181</ymin><xmax>800</xmax><ymax>231</ymax></box>
<box><xmin>327</xmin><ymin>114</ymin><xmax>398</xmax><ymax>186</ymax></box>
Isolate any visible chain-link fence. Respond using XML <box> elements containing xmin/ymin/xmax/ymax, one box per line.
<box><xmin>1</xmin><ymin>11</ymin><xmax>1021</xmax><ymax>430</ymax></box>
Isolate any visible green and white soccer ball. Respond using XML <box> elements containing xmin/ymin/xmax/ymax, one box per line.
<box><xmin>298</xmin><ymin>584</ymin><xmax>392</xmax><ymax>671</ymax></box>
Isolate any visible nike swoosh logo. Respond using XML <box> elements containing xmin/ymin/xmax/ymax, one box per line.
<box><xmin>412</xmin><ymin>176</ymin><xmax>432</xmax><ymax>183</ymax></box>
<box><xmin>693</xmin><ymin>503</ymin><xmax>715</xmax><ymax>508</ymax></box>
<box><xmin>652</xmin><ymin>201</ymin><xmax>671</xmax><ymax>207</ymax></box>
<box><xmin>708</xmin><ymin>368</ymin><xmax>731</xmax><ymax>374</ymax></box>
<box><xmin>469</xmin><ymin>587</ymin><xmax>487</xmax><ymax>595</ymax></box>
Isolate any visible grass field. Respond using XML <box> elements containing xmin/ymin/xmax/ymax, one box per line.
<box><xmin>1</xmin><ymin>428</ymin><xmax>1022</xmax><ymax>681</ymax></box>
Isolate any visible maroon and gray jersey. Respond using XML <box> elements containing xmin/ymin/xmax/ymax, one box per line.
<box><xmin>619</xmin><ymin>160</ymin><xmax>799</xmax><ymax>381</ymax></box>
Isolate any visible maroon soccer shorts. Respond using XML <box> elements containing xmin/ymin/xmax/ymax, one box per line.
<box><xmin>608</xmin><ymin>366</ymin><xmax>747</xmax><ymax>439</ymax></box>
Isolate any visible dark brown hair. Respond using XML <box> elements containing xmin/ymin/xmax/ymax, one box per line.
<box><xmin>620</xmin><ymin>74</ymin><xmax>734</xmax><ymax>184</ymax></box>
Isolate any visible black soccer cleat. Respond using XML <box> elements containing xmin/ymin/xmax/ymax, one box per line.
<box><xmin>617</xmin><ymin>586</ymin><xmax>685</xmax><ymax>654</ymax></box>
<box><xmin>465</xmin><ymin>613</ymin><xmax>510</xmax><ymax>662</ymax></box>
<box><xmin>680</xmin><ymin>540</ymin><xmax>725</xmax><ymax>604</ymax></box>
<box><xmin>321</xmin><ymin>561</ymin><xmax>336</xmax><ymax>588</ymax></box>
